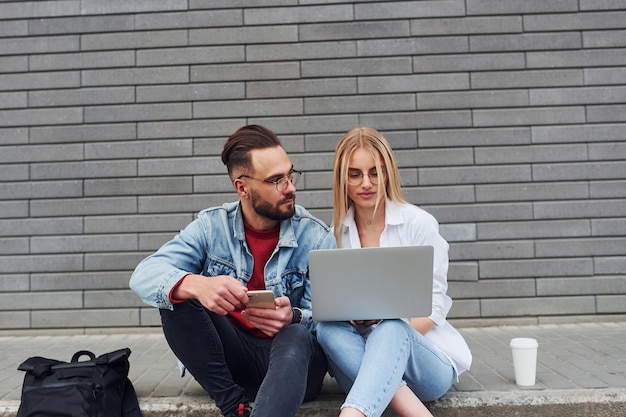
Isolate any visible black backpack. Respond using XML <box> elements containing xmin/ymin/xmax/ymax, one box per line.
<box><xmin>16</xmin><ymin>348</ymin><xmax>142</xmax><ymax>417</ymax></box>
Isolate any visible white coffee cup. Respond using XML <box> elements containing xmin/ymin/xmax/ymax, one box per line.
<box><xmin>510</xmin><ymin>338</ymin><xmax>538</xmax><ymax>386</ymax></box>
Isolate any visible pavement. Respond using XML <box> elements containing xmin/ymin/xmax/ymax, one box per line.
<box><xmin>1</xmin><ymin>321</ymin><xmax>625</xmax><ymax>417</ymax></box>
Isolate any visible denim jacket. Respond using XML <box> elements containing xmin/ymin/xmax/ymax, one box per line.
<box><xmin>130</xmin><ymin>201</ymin><xmax>337</xmax><ymax>332</ymax></box>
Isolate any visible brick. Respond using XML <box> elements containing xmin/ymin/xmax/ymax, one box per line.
<box><xmin>0</xmin><ymin>1</ymin><xmax>79</xmax><ymax>19</ymax></box>
<box><xmin>360</xmin><ymin>73</ymin><xmax>468</xmax><ymax>94</ymax></box>
<box><xmin>192</xmin><ymin>62</ymin><xmax>299</xmax><ymax>82</ymax></box>
<box><xmin>293</xmin><ymin>190</ymin><xmax>332</xmax><ymax>210</ymax></box>
<box><xmin>190</xmin><ymin>26</ymin><xmax>297</xmax><ymax>44</ymax></box>
<box><xmin>0</xmin><ymin>275</ymin><xmax>29</xmax><ymax>292</ymax></box>
<box><xmin>28</xmin><ymin>15</ymin><xmax>134</xmax><ymax>35</ymax></box>
<box><xmin>358</xmin><ymin>36</ymin><xmax>467</xmax><ymax>57</ymax></box>
<box><xmin>30</xmin><ymin>160</ymin><xmax>137</xmax><ymax>180</ymax></box>
<box><xmin>135</xmin><ymin>9</ymin><xmax>241</xmax><ymax>30</ymax></box>
<box><xmin>593</xmin><ymin>218</ymin><xmax>626</xmax><ymax>236</ymax></box>
<box><xmin>137</xmin><ymin>83</ymin><xmax>244</xmax><ymax>102</ymax></box>
<box><xmin>585</xmin><ymin>30</ymin><xmax>626</xmax><ymax>48</ymax></box>
<box><xmin>0</xmin><ymin>312</ymin><xmax>30</xmax><ymax>329</ymax></box>
<box><xmin>300</xmin><ymin>21</ymin><xmax>409</xmax><ymax>41</ymax></box>
<box><xmin>396</xmin><ymin>148</ymin><xmax>473</xmax><ymax>168</ymax></box>
<box><xmin>244</xmin><ymin>4</ymin><xmax>353</xmax><ymax>25</ymax></box>
<box><xmin>28</xmin><ymin>87</ymin><xmax>135</xmax><ymax>107</ymax></box>
<box><xmin>474</xmin><ymin>106</ymin><xmax>586</xmax><ymax>127</ymax></box>
<box><xmin>85</xmin><ymin>177</ymin><xmax>193</xmax><ymax>197</ymax></box>
<box><xmin>450</xmin><ymin>240</ymin><xmax>535</xmax><ymax>261</ymax></box>
<box><xmin>448</xmin><ymin>262</ymin><xmax>479</xmax><ymax>282</ymax></box>
<box><xmin>31</xmin><ymin>234</ymin><xmax>137</xmax><ymax>254</ymax></box>
<box><xmin>140</xmin><ymin>233</ymin><xmax>180</xmax><ymax>251</ymax></box>
<box><xmin>85</xmin><ymin>290</ymin><xmax>145</xmax><ymax>308</ymax></box>
<box><xmin>0</xmin><ymin>34</ymin><xmax>79</xmax><ymax>55</ymax></box>
<box><xmin>480</xmin><ymin>258</ymin><xmax>593</xmax><ymax>279</ymax></box>
<box><xmin>29</xmin><ymin>51</ymin><xmax>135</xmax><ymax>71</ymax></box>
<box><xmin>0</xmin><ymin>237</ymin><xmax>28</xmax><ymax>255</ymax></box>
<box><xmin>85</xmin><ymin>139</ymin><xmax>193</xmax><ymax>160</ymax></box>
<box><xmin>136</xmin><ymin>194</ymin><xmax>229</xmax><ymax>214</ymax></box>
<box><xmin>597</xmin><ymin>296</ymin><xmax>626</xmax><ymax>314</ymax></box>
<box><xmin>31</xmin><ymin>271</ymin><xmax>131</xmax><ymax>291</ymax></box>
<box><xmin>524</xmin><ymin>11</ymin><xmax>626</xmax><ymax>31</ymax></box>
<box><xmin>82</xmin><ymin>67</ymin><xmax>189</xmax><ymax>86</ymax></box>
<box><xmin>595</xmin><ymin>257</ymin><xmax>626</xmax><ymax>275</ymax></box>
<box><xmin>414</xmin><ymin>53</ymin><xmax>525</xmax><ymax>73</ymax></box>
<box><xmin>288</xmin><ymin>154</ymin><xmax>333</xmax><ymax>172</ymax></box>
<box><xmin>249</xmin><ymin>115</ymin><xmax>358</xmax><ymax>135</ymax></box>
<box><xmin>139</xmin><ymin>308</ymin><xmax>161</xmax><ymax>326</ymax></box>
<box><xmin>84</xmin><ymin>214</ymin><xmax>192</xmax><ymax>234</ymax></box>
<box><xmin>527</xmin><ymin>48</ymin><xmax>626</xmax><ymax>68</ymax></box>
<box><xmin>0</xmin><ymin>108</ymin><xmax>82</xmax><ymax>127</ymax></box>
<box><xmin>412</xmin><ymin>16</ymin><xmax>522</xmax><ymax>35</ymax></box>
<box><xmin>440</xmin><ymin>223</ymin><xmax>476</xmax><ymax>242</ymax></box>
<box><xmin>30</xmin><ymin>123</ymin><xmax>137</xmax><ymax>144</ymax></box>
<box><xmin>419</xmin><ymin>127</ymin><xmax>530</xmax><ymax>147</ymax></box>
<box><xmin>580</xmin><ymin>0</ymin><xmax>626</xmax><ymax>10</ymax></box>
<box><xmin>538</xmin><ymin>276</ymin><xmax>626</xmax><ymax>296</ymax></box>
<box><xmin>305</xmin><ymin>94</ymin><xmax>415</xmax><ymax>115</ymax></box>
<box><xmin>138</xmin><ymin>156</ymin><xmax>223</xmax><ymax>176</ymax></box>
<box><xmin>31</xmin><ymin>309</ymin><xmax>141</xmax><ymax>328</ymax></box>
<box><xmin>449</xmin><ymin>279</ymin><xmax>536</xmax><ymax>299</ymax></box>
<box><xmin>138</xmin><ymin>119</ymin><xmax>245</xmax><ymax>139</ymax></box>
<box><xmin>0</xmin><ymin>201</ymin><xmax>28</xmax><ymax>218</ymax></box>
<box><xmin>418</xmin><ymin>90</ymin><xmax>528</xmax><ymax>110</ymax></box>
<box><xmin>536</xmin><ymin>237</ymin><xmax>626</xmax><ymax>257</ymax></box>
<box><xmin>247</xmin><ymin>41</ymin><xmax>356</xmax><ymax>62</ymax></box>
<box><xmin>0</xmin><ymin>72</ymin><xmax>80</xmax><ymax>91</ymax></box>
<box><xmin>0</xmin><ymin>254</ymin><xmax>83</xmax><ymax>273</ymax></box>
<box><xmin>0</xmin><ymin>19</ymin><xmax>27</xmax><ymax>36</ymax></box>
<box><xmin>476</xmin><ymin>144</ymin><xmax>588</xmax><ymax>164</ymax></box>
<box><xmin>302</xmin><ymin>57</ymin><xmax>411</xmax><ymax>78</ymax></box>
<box><xmin>588</xmin><ymin>104</ymin><xmax>626</xmax><ymax>123</ymax></box>
<box><xmin>419</xmin><ymin>165</ymin><xmax>531</xmax><ymax>185</ymax></box>
<box><xmin>85</xmin><ymin>252</ymin><xmax>151</xmax><ymax>271</ymax></box>
<box><xmin>0</xmin><ymin>181</ymin><xmax>81</xmax><ymax>200</ymax></box>
<box><xmin>138</xmin><ymin>46</ymin><xmax>244</xmax><ymax>66</ymax></box>
<box><xmin>532</xmin><ymin>123</ymin><xmax>626</xmax><ymax>144</ymax></box>
<box><xmin>80</xmin><ymin>0</ymin><xmax>187</xmax><ymax>15</ymax></box>
<box><xmin>533</xmin><ymin>161</ymin><xmax>626</xmax><ymax>181</ymax></box>
<box><xmin>477</xmin><ymin>219</ymin><xmax>591</xmax><ymax>240</ymax></box>
<box><xmin>360</xmin><ymin>110</ymin><xmax>471</xmax><ymax>131</ymax></box>
<box><xmin>472</xmin><ymin>69</ymin><xmax>583</xmax><ymax>89</ymax></box>
<box><xmin>81</xmin><ymin>29</ymin><xmax>187</xmax><ymax>51</ymax></box>
<box><xmin>194</xmin><ymin>98</ymin><xmax>303</xmax><ymax>118</ymax></box>
<box><xmin>30</xmin><ymin>197</ymin><xmax>137</xmax><ymax>217</ymax></box>
<box><xmin>466</xmin><ymin>0</ymin><xmax>578</xmax><ymax>15</ymax></box>
<box><xmin>0</xmin><ymin>56</ymin><xmax>28</xmax><ymax>73</ymax></box>
<box><xmin>0</xmin><ymin>92</ymin><xmax>27</xmax><ymax>109</ymax></box>
<box><xmin>194</xmin><ymin>138</ymin><xmax>242</xmax><ymax>155</ymax></box>
<box><xmin>85</xmin><ymin>103</ymin><xmax>191</xmax><ymax>123</ymax></box>
<box><xmin>447</xmin><ymin>299</ymin><xmax>480</xmax><ymax>318</ymax></box>
<box><xmin>403</xmin><ymin>185</ymin><xmax>476</xmax><ymax>205</ymax></box>
<box><xmin>531</xmin><ymin>86</ymin><xmax>626</xmax><ymax>106</ymax></box>
<box><xmin>425</xmin><ymin>202</ymin><xmax>534</xmax><ymax>223</ymax></box>
<box><xmin>0</xmin><ymin>165</ymin><xmax>28</xmax><ymax>182</ymax></box>
<box><xmin>0</xmin><ymin>217</ymin><xmax>83</xmax><ymax>237</ymax></box>
<box><xmin>471</xmin><ymin>33</ymin><xmax>581</xmax><ymax>52</ymax></box>
<box><xmin>589</xmin><ymin>142</ymin><xmax>626</xmax><ymax>160</ymax></box>
<box><xmin>586</xmin><ymin>68</ymin><xmax>626</xmax><ymax>85</ymax></box>
<box><xmin>248</xmin><ymin>78</ymin><xmax>356</xmax><ymax>99</ymax></box>
<box><xmin>535</xmin><ymin>199</ymin><xmax>626</xmax><ymax>220</ymax></box>
<box><xmin>481</xmin><ymin>296</ymin><xmax>595</xmax><ymax>317</ymax></box>
<box><xmin>356</xmin><ymin>0</ymin><xmax>464</xmax><ymax>19</ymax></box>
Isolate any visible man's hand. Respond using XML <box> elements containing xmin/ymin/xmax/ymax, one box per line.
<box><xmin>241</xmin><ymin>296</ymin><xmax>292</xmax><ymax>337</ymax></box>
<box><xmin>172</xmin><ymin>274</ymin><xmax>248</xmax><ymax>315</ymax></box>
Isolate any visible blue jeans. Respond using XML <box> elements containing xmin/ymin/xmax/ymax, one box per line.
<box><xmin>316</xmin><ymin>320</ymin><xmax>454</xmax><ymax>417</ymax></box>
<box><xmin>160</xmin><ymin>300</ymin><xmax>327</xmax><ymax>417</ymax></box>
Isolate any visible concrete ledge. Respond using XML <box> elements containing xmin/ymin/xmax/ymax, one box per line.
<box><xmin>2</xmin><ymin>388</ymin><xmax>625</xmax><ymax>417</ymax></box>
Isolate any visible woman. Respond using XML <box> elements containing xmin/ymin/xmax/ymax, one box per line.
<box><xmin>316</xmin><ymin>127</ymin><xmax>472</xmax><ymax>417</ymax></box>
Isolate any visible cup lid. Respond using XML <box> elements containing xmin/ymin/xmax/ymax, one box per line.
<box><xmin>510</xmin><ymin>337</ymin><xmax>538</xmax><ymax>348</ymax></box>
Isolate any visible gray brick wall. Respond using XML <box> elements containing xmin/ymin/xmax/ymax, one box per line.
<box><xmin>1</xmin><ymin>1</ymin><xmax>625</xmax><ymax>331</ymax></box>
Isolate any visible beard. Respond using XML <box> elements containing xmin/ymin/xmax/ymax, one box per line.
<box><xmin>251</xmin><ymin>191</ymin><xmax>296</xmax><ymax>221</ymax></box>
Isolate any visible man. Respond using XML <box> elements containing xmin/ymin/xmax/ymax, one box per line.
<box><xmin>130</xmin><ymin>125</ymin><xmax>336</xmax><ymax>417</ymax></box>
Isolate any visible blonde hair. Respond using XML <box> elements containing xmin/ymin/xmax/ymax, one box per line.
<box><xmin>332</xmin><ymin>127</ymin><xmax>406</xmax><ymax>246</ymax></box>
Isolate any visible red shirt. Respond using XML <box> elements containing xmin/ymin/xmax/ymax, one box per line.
<box><xmin>227</xmin><ymin>222</ymin><xmax>280</xmax><ymax>338</ymax></box>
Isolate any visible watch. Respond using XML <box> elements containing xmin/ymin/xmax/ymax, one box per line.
<box><xmin>291</xmin><ymin>307</ymin><xmax>303</xmax><ymax>324</ymax></box>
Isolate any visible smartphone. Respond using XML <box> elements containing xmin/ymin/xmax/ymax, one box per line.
<box><xmin>246</xmin><ymin>290</ymin><xmax>275</xmax><ymax>309</ymax></box>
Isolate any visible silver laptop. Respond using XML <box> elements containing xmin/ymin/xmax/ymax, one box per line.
<box><xmin>309</xmin><ymin>246</ymin><xmax>433</xmax><ymax>321</ymax></box>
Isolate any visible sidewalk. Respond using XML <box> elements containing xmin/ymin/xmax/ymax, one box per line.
<box><xmin>1</xmin><ymin>322</ymin><xmax>625</xmax><ymax>417</ymax></box>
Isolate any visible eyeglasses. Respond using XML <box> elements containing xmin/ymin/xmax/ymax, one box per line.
<box><xmin>238</xmin><ymin>170</ymin><xmax>302</xmax><ymax>192</ymax></box>
<box><xmin>347</xmin><ymin>168</ymin><xmax>386</xmax><ymax>186</ymax></box>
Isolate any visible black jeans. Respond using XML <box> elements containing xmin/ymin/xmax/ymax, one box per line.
<box><xmin>160</xmin><ymin>300</ymin><xmax>327</xmax><ymax>417</ymax></box>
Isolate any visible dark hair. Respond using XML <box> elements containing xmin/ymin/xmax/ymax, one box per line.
<box><xmin>221</xmin><ymin>125</ymin><xmax>282</xmax><ymax>178</ymax></box>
